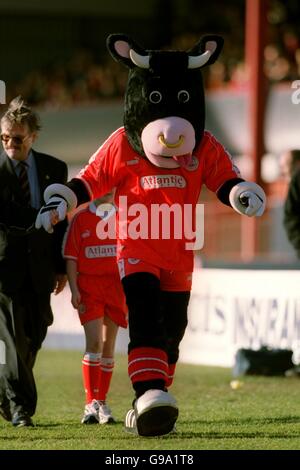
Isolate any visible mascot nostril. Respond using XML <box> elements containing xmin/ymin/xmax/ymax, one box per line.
<box><xmin>37</xmin><ymin>32</ymin><xmax>267</xmax><ymax>437</ymax></box>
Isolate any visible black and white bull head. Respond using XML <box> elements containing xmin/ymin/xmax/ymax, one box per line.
<box><xmin>107</xmin><ymin>33</ymin><xmax>224</xmax><ymax>169</ymax></box>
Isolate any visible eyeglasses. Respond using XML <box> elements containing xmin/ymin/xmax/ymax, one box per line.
<box><xmin>1</xmin><ymin>134</ymin><xmax>31</xmax><ymax>145</ymax></box>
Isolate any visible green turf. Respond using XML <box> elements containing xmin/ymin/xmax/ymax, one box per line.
<box><xmin>0</xmin><ymin>349</ymin><xmax>300</xmax><ymax>450</ymax></box>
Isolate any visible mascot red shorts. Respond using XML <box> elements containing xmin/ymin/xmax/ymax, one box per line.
<box><xmin>118</xmin><ymin>258</ymin><xmax>193</xmax><ymax>291</ymax></box>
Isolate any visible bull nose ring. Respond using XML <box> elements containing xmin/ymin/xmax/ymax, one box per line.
<box><xmin>158</xmin><ymin>134</ymin><xmax>184</xmax><ymax>148</ymax></box>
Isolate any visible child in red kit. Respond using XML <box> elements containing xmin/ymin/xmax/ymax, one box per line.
<box><xmin>63</xmin><ymin>192</ymin><xmax>127</xmax><ymax>424</ymax></box>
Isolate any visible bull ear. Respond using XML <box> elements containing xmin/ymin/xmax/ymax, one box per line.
<box><xmin>106</xmin><ymin>34</ymin><xmax>148</xmax><ymax>69</ymax></box>
<box><xmin>188</xmin><ymin>35</ymin><xmax>224</xmax><ymax>68</ymax></box>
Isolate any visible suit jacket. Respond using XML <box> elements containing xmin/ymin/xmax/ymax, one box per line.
<box><xmin>0</xmin><ymin>149</ymin><xmax>68</xmax><ymax>294</ymax></box>
<box><xmin>284</xmin><ymin>168</ymin><xmax>300</xmax><ymax>258</ymax></box>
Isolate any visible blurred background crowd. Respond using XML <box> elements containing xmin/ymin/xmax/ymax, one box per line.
<box><xmin>1</xmin><ymin>0</ymin><xmax>300</xmax><ymax>109</ymax></box>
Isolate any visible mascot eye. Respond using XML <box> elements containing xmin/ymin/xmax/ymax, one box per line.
<box><xmin>177</xmin><ymin>90</ymin><xmax>190</xmax><ymax>103</ymax></box>
<box><xmin>149</xmin><ymin>90</ymin><xmax>162</xmax><ymax>103</ymax></box>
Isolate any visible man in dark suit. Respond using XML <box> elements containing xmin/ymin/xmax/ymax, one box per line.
<box><xmin>0</xmin><ymin>96</ymin><xmax>68</xmax><ymax>427</ymax></box>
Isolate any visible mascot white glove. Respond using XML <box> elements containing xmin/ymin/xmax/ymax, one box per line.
<box><xmin>229</xmin><ymin>182</ymin><xmax>266</xmax><ymax>217</ymax></box>
<box><xmin>35</xmin><ymin>184</ymin><xmax>77</xmax><ymax>233</ymax></box>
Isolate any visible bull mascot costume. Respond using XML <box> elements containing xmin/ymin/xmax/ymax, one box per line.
<box><xmin>36</xmin><ymin>34</ymin><xmax>266</xmax><ymax>436</ymax></box>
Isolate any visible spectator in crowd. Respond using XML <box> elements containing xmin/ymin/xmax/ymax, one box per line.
<box><xmin>63</xmin><ymin>193</ymin><xmax>127</xmax><ymax>425</ymax></box>
<box><xmin>0</xmin><ymin>96</ymin><xmax>68</xmax><ymax>427</ymax></box>
<box><xmin>282</xmin><ymin>150</ymin><xmax>300</xmax><ymax>257</ymax></box>
<box><xmin>279</xmin><ymin>149</ymin><xmax>300</xmax><ymax>181</ymax></box>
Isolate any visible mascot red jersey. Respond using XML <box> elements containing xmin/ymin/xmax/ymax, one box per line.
<box><xmin>36</xmin><ymin>34</ymin><xmax>266</xmax><ymax>437</ymax></box>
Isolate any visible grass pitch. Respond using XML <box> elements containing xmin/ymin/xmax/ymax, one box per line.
<box><xmin>0</xmin><ymin>349</ymin><xmax>300</xmax><ymax>450</ymax></box>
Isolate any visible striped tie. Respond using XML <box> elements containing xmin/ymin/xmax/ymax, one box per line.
<box><xmin>18</xmin><ymin>161</ymin><xmax>31</xmax><ymax>206</ymax></box>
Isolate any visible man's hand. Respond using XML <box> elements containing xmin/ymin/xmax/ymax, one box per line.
<box><xmin>35</xmin><ymin>197</ymin><xmax>67</xmax><ymax>233</ymax></box>
<box><xmin>229</xmin><ymin>182</ymin><xmax>266</xmax><ymax>217</ymax></box>
<box><xmin>53</xmin><ymin>274</ymin><xmax>67</xmax><ymax>295</ymax></box>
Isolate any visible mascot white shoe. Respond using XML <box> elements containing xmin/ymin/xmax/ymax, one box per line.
<box><xmin>125</xmin><ymin>390</ymin><xmax>178</xmax><ymax>436</ymax></box>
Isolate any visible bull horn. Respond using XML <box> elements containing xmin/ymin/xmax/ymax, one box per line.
<box><xmin>188</xmin><ymin>50</ymin><xmax>212</xmax><ymax>69</ymax></box>
<box><xmin>129</xmin><ymin>49</ymin><xmax>150</xmax><ymax>69</ymax></box>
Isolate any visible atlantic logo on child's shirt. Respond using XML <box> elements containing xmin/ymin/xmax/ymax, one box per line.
<box><xmin>85</xmin><ymin>245</ymin><xmax>117</xmax><ymax>258</ymax></box>
<box><xmin>140</xmin><ymin>175</ymin><xmax>186</xmax><ymax>189</ymax></box>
